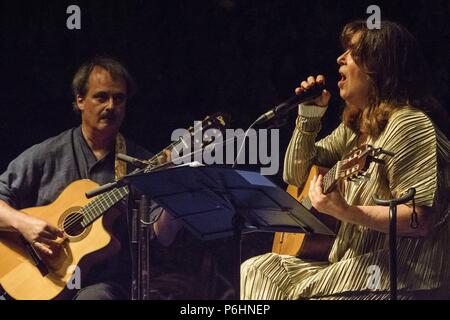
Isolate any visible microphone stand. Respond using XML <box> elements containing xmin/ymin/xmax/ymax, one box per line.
<box><xmin>136</xmin><ymin>194</ymin><xmax>151</xmax><ymax>300</ymax></box>
<box><xmin>85</xmin><ymin>157</ymin><xmax>155</xmax><ymax>300</ymax></box>
<box><xmin>233</xmin><ymin>86</ymin><xmax>318</xmax><ymax>167</ymax></box>
<box><xmin>372</xmin><ymin>188</ymin><xmax>416</xmax><ymax>300</ymax></box>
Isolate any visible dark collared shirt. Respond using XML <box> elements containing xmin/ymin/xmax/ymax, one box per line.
<box><xmin>0</xmin><ymin>126</ymin><xmax>151</xmax><ymax>208</ymax></box>
<box><xmin>0</xmin><ymin>125</ymin><xmax>152</xmax><ymax>291</ymax></box>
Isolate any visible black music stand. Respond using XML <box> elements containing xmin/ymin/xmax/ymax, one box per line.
<box><xmin>124</xmin><ymin>164</ymin><xmax>336</xmax><ymax>298</ymax></box>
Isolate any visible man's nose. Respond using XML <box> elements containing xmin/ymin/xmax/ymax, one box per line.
<box><xmin>105</xmin><ymin>97</ymin><xmax>115</xmax><ymax>109</ymax></box>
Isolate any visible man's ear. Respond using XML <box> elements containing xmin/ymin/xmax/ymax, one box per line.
<box><xmin>76</xmin><ymin>94</ymin><xmax>85</xmax><ymax>111</ymax></box>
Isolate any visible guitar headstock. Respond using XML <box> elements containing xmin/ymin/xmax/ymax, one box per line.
<box><xmin>188</xmin><ymin>112</ymin><xmax>230</xmax><ymax>148</ymax></box>
<box><xmin>337</xmin><ymin>144</ymin><xmax>388</xmax><ymax>181</ymax></box>
<box><xmin>147</xmin><ymin>112</ymin><xmax>230</xmax><ymax>169</ymax></box>
<box><xmin>323</xmin><ymin>144</ymin><xmax>393</xmax><ymax>193</ymax></box>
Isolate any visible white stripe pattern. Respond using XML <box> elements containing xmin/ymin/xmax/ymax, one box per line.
<box><xmin>241</xmin><ymin>107</ymin><xmax>450</xmax><ymax>300</ymax></box>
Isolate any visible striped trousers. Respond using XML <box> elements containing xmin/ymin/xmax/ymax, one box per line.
<box><xmin>240</xmin><ymin>253</ymin><xmax>439</xmax><ymax>300</ymax></box>
<box><xmin>240</xmin><ymin>252</ymin><xmax>328</xmax><ymax>300</ymax></box>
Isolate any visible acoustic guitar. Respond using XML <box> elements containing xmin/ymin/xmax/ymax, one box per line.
<box><xmin>272</xmin><ymin>144</ymin><xmax>384</xmax><ymax>261</ymax></box>
<box><xmin>0</xmin><ymin>113</ymin><xmax>228</xmax><ymax>300</ymax></box>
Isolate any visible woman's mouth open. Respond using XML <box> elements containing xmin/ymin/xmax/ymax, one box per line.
<box><xmin>338</xmin><ymin>72</ymin><xmax>347</xmax><ymax>88</ymax></box>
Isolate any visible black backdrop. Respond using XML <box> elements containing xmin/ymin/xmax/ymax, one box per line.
<box><xmin>1</xmin><ymin>0</ymin><xmax>449</xmax><ymax>171</ymax></box>
<box><xmin>0</xmin><ymin>0</ymin><xmax>450</xmax><ymax>280</ymax></box>
<box><xmin>0</xmin><ymin>0</ymin><xmax>449</xmax><ymax>256</ymax></box>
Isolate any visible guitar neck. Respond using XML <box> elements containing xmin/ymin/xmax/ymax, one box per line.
<box><xmin>300</xmin><ymin>163</ymin><xmax>339</xmax><ymax>209</ymax></box>
<box><xmin>322</xmin><ymin>164</ymin><xmax>339</xmax><ymax>194</ymax></box>
<box><xmin>80</xmin><ymin>185</ymin><xmax>129</xmax><ymax>227</ymax></box>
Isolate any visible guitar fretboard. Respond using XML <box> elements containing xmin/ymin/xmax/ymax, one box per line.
<box><xmin>299</xmin><ymin>162</ymin><xmax>339</xmax><ymax>210</ymax></box>
<box><xmin>80</xmin><ymin>186</ymin><xmax>129</xmax><ymax>227</ymax></box>
<box><xmin>322</xmin><ymin>164</ymin><xmax>338</xmax><ymax>194</ymax></box>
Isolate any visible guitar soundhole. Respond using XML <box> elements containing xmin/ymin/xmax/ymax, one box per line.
<box><xmin>63</xmin><ymin>212</ymin><xmax>85</xmax><ymax>237</ymax></box>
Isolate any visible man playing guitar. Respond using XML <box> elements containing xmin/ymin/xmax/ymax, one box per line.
<box><xmin>0</xmin><ymin>56</ymin><xmax>176</xmax><ymax>299</ymax></box>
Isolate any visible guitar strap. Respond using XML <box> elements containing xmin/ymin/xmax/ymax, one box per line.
<box><xmin>114</xmin><ymin>133</ymin><xmax>127</xmax><ymax>179</ymax></box>
<box><xmin>71</xmin><ymin>127</ymin><xmax>128</xmax><ymax>180</ymax></box>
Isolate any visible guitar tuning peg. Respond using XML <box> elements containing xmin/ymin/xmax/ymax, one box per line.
<box><xmin>370</xmin><ymin>157</ymin><xmax>385</xmax><ymax>165</ymax></box>
<box><xmin>355</xmin><ymin>173</ymin><xmax>371</xmax><ymax>184</ymax></box>
<box><xmin>348</xmin><ymin>174</ymin><xmax>362</xmax><ymax>185</ymax></box>
<box><xmin>372</xmin><ymin>147</ymin><xmax>395</xmax><ymax>158</ymax></box>
<box><xmin>380</xmin><ymin>149</ymin><xmax>395</xmax><ymax>157</ymax></box>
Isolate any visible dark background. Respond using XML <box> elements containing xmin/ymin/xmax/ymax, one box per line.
<box><xmin>1</xmin><ymin>0</ymin><xmax>449</xmax><ymax>257</ymax></box>
<box><xmin>1</xmin><ymin>0</ymin><xmax>449</xmax><ymax>170</ymax></box>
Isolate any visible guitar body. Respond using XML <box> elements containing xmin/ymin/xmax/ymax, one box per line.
<box><xmin>0</xmin><ymin>179</ymin><xmax>121</xmax><ymax>300</ymax></box>
<box><xmin>272</xmin><ymin>166</ymin><xmax>340</xmax><ymax>261</ymax></box>
<box><xmin>0</xmin><ymin>113</ymin><xmax>230</xmax><ymax>300</ymax></box>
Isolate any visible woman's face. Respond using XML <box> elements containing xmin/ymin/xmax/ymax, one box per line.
<box><xmin>336</xmin><ymin>34</ymin><xmax>371</xmax><ymax>109</ymax></box>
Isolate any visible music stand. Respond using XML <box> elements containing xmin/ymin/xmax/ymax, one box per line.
<box><xmin>123</xmin><ymin>164</ymin><xmax>336</xmax><ymax>298</ymax></box>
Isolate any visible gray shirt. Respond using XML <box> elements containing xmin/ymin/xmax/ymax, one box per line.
<box><xmin>0</xmin><ymin>125</ymin><xmax>153</xmax><ymax>290</ymax></box>
<box><xmin>0</xmin><ymin>126</ymin><xmax>151</xmax><ymax>208</ymax></box>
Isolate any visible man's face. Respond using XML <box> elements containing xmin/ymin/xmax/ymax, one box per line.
<box><xmin>336</xmin><ymin>34</ymin><xmax>371</xmax><ymax>110</ymax></box>
<box><xmin>76</xmin><ymin>67</ymin><xmax>127</xmax><ymax>136</ymax></box>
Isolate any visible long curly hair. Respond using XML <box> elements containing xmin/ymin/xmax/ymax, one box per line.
<box><xmin>340</xmin><ymin>20</ymin><xmax>449</xmax><ymax>139</ymax></box>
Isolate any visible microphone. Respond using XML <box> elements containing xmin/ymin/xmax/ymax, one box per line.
<box><xmin>116</xmin><ymin>153</ymin><xmax>150</xmax><ymax>169</ymax></box>
<box><xmin>254</xmin><ymin>83</ymin><xmax>326</xmax><ymax>126</ymax></box>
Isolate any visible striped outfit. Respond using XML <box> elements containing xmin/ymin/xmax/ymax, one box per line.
<box><xmin>241</xmin><ymin>105</ymin><xmax>450</xmax><ymax>300</ymax></box>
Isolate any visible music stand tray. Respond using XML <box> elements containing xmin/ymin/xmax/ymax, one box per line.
<box><xmin>124</xmin><ymin>164</ymin><xmax>335</xmax><ymax>241</ymax></box>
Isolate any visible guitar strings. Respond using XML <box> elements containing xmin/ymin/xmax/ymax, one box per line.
<box><xmin>62</xmin><ymin>187</ymin><xmax>127</xmax><ymax>235</ymax></box>
<box><xmin>62</xmin><ymin>194</ymin><xmax>111</xmax><ymax>235</ymax></box>
<box><xmin>63</xmin><ymin>188</ymin><xmax>126</xmax><ymax>232</ymax></box>
<box><xmin>63</xmin><ymin>115</ymin><xmax>226</xmax><ymax>235</ymax></box>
